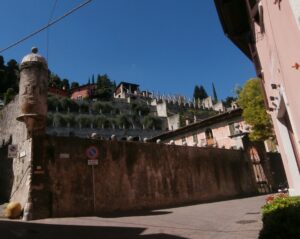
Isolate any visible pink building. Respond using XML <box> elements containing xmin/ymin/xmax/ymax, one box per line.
<box><xmin>70</xmin><ymin>84</ymin><xmax>97</xmax><ymax>101</ymax></box>
<box><xmin>215</xmin><ymin>0</ymin><xmax>300</xmax><ymax>195</ymax></box>
<box><xmin>152</xmin><ymin>108</ymin><xmax>250</xmax><ymax>150</ymax></box>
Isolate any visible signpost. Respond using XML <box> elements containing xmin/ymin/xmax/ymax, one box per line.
<box><xmin>86</xmin><ymin>146</ymin><xmax>99</xmax><ymax>160</ymax></box>
<box><xmin>88</xmin><ymin>159</ymin><xmax>98</xmax><ymax>165</ymax></box>
<box><xmin>85</xmin><ymin>145</ymin><xmax>99</xmax><ymax>212</ymax></box>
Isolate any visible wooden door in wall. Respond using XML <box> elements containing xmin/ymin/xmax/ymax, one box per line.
<box><xmin>248</xmin><ymin>147</ymin><xmax>271</xmax><ymax>193</ymax></box>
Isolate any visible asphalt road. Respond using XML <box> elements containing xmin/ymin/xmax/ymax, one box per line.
<box><xmin>0</xmin><ymin>195</ymin><xmax>266</xmax><ymax>239</ymax></box>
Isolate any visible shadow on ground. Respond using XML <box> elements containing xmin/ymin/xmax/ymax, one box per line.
<box><xmin>0</xmin><ymin>220</ymin><xmax>187</xmax><ymax>239</ymax></box>
<box><xmin>98</xmin><ymin>210</ymin><xmax>172</xmax><ymax>218</ymax></box>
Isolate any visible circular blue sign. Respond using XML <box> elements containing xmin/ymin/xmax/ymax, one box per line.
<box><xmin>86</xmin><ymin>146</ymin><xmax>99</xmax><ymax>159</ymax></box>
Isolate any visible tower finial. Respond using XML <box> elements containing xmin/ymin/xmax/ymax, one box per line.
<box><xmin>31</xmin><ymin>47</ymin><xmax>38</xmax><ymax>54</ymax></box>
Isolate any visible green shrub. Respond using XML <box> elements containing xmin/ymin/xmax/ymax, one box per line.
<box><xmin>143</xmin><ymin>115</ymin><xmax>162</xmax><ymax>130</ymax></box>
<box><xmin>91</xmin><ymin>102</ymin><xmax>113</xmax><ymax>114</ymax></box>
<box><xmin>48</xmin><ymin>96</ymin><xmax>61</xmax><ymax>112</ymax></box>
<box><xmin>53</xmin><ymin>113</ymin><xmax>67</xmax><ymax>127</ymax></box>
<box><xmin>259</xmin><ymin>195</ymin><xmax>300</xmax><ymax>239</ymax></box>
<box><xmin>78</xmin><ymin>101</ymin><xmax>89</xmax><ymax>113</ymax></box>
<box><xmin>94</xmin><ymin>116</ymin><xmax>110</xmax><ymax>128</ymax></box>
<box><xmin>117</xmin><ymin>114</ymin><xmax>131</xmax><ymax>129</ymax></box>
<box><xmin>76</xmin><ymin>114</ymin><xmax>92</xmax><ymax>128</ymax></box>
<box><xmin>63</xmin><ymin>113</ymin><xmax>76</xmax><ymax>127</ymax></box>
<box><xmin>60</xmin><ymin>98</ymin><xmax>78</xmax><ymax>112</ymax></box>
<box><xmin>131</xmin><ymin>102</ymin><xmax>150</xmax><ymax>116</ymax></box>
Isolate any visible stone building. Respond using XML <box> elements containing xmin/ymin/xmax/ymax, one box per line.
<box><xmin>215</xmin><ymin>0</ymin><xmax>300</xmax><ymax>195</ymax></box>
<box><xmin>114</xmin><ymin>82</ymin><xmax>140</xmax><ymax>99</ymax></box>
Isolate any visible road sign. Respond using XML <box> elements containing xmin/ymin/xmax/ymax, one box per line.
<box><xmin>88</xmin><ymin>159</ymin><xmax>99</xmax><ymax>166</ymax></box>
<box><xmin>8</xmin><ymin>144</ymin><xmax>18</xmax><ymax>158</ymax></box>
<box><xmin>86</xmin><ymin>146</ymin><xmax>99</xmax><ymax>159</ymax></box>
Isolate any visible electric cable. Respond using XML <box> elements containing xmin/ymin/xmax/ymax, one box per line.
<box><xmin>46</xmin><ymin>0</ymin><xmax>59</xmax><ymax>62</ymax></box>
<box><xmin>0</xmin><ymin>0</ymin><xmax>92</xmax><ymax>54</ymax></box>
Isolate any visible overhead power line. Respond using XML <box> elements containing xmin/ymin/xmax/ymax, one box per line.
<box><xmin>47</xmin><ymin>0</ymin><xmax>59</xmax><ymax>61</ymax></box>
<box><xmin>0</xmin><ymin>0</ymin><xmax>92</xmax><ymax>54</ymax></box>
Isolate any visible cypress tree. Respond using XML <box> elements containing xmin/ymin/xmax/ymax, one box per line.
<box><xmin>212</xmin><ymin>82</ymin><xmax>218</xmax><ymax>103</ymax></box>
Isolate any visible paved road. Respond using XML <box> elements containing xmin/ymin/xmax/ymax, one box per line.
<box><xmin>0</xmin><ymin>195</ymin><xmax>266</xmax><ymax>239</ymax></box>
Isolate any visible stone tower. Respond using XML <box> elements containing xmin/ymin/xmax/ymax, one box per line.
<box><xmin>16</xmin><ymin>47</ymin><xmax>48</xmax><ymax>137</ymax></box>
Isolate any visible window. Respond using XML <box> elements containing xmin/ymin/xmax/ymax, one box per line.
<box><xmin>193</xmin><ymin>134</ymin><xmax>198</xmax><ymax>144</ymax></box>
<box><xmin>205</xmin><ymin>128</ymin><xmax>213</xmax><ymax>139</ymax></box>
<box><xmin>181</xmin><ymin>137</ymin><xmax>186</xmax><ymax>144</ymax></box>
<box><xmin>229</xmin><ymin>123</ymin><xmax>236</xmax><ymax>136</ymax></box>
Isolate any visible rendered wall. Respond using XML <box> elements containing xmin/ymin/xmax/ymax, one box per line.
<box><xmin>254</xmin><ymin>0</ymin><xmax>300</xmax><ymax>195</ymax></box>
<box><xmin>30</xmin><ymin>135</ymin><xmax>257</xmax><ymax>219</ymax></box>
<box><xmin>0</xmin><ymin>97</ymin><xmax>32</xmax><ymax>206</ymax></box>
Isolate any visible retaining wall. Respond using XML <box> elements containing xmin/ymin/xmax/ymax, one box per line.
<box><xmin>30</xmin><ymin>135</ymin><xmax>258</xmax><ymax>219</ymax></box>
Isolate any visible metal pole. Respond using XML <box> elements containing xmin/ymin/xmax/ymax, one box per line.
<box><xmin>92</xmin><ymin>165</ymin><xmax>96</xmax><ymax>213</ymax></box>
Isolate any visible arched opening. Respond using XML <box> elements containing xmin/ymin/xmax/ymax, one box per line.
<box><xmin>205</xmin><ymin>128</ymin><xmax>215</xmax><ymax>146</ymax></box>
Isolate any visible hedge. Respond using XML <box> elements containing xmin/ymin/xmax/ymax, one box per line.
<box><xmin>259</xmin><ymin>194</ymin><xmax>300</xmax><ymax>239</ymax></box>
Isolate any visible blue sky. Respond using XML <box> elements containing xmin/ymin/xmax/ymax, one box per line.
<box><xmin>0</xmin><ymin>0</ymin><xmax>255</xmax><ymax>100</ymax></box>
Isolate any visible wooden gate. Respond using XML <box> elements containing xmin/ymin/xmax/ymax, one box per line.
<box><xmin>248</xmin><ymin>147</ymin><xmax>271</xmax><ymax>193</ymax></box>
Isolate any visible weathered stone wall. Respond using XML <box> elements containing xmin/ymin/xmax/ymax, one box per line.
<box><xmin>0</xmin><ymin>97</ymin><xmax>32</xmax><ymax>205</ymax></box>
<box><xmin>31</xmin><ymin>135</ymin><xmax>258</xmax><ymax>219</ymax></box>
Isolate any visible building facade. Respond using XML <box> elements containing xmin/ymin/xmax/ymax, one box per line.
<box><xmin>114</xmin><ymin>82</ymin><xmax>140</xmax><ymax>99</ymax></box>
<box><xmin>151</xmin><ymin>108</ymin><xmax>250</xmax><ymax>150</ymax></box>
<box><xmin>70</xmin><ymin>84</ymin><xmax>97</xmax><ymax>101</ymax></box>
<box><xmin>215</xmin><ymin>0</ymin><xmax>300</xmax><ymax>195</ymax></box>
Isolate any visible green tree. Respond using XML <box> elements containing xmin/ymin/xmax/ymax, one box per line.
<box><xmin>193</xmin><ymin>85</ymin><xmax>201</xmax><ymax>100</ymax></box>
<box><xmin>70</xmin><ymin>81</ymin><xmax>80</xmax><ymax>89</ymax></box>
<box><xmin>6</xmin><ymin>59</ymin><xmax>19</xmax><ymax>92</ymax></box>
<box><xmin>0</xmin><ymin>55</ymin><xmax>4</xmax><ymax>68</ymax></box>
<box><xmin>238</xmin><ymin>78</ymin><xmax>274</xmax><ymax>141</ymax></box>
<box><xmin>97</xmin><ymin>74</ymin><xmax>111</xmax><ymax>89</ymax></box>
<box><xmin>199</xmin><ymin>85</ymin><xmax>208</xmax><ymax>100</ymax></box>
<box><xmin>91</xmin><ymin>74</ymin><xmax>95</xmax><ymax>84</ymax></box>
<box><xmin>222</xmin><ymin>96</ymin><xmax>237</xmax><ymax>108</ymax></box>
<box><xmin>49</xmin><ymin>73</ymin><xmax>62</xmax><ymax>88</ymax></box>
<box><xmin>61</xmin><ymin>79</ymin><xmax>70</xmax><ymax>91</ymax></box>
<box><xmin>0</xmin><ymin>56</ymin><xmax>19</xmax><ymax>99</ymax></box>
<box><xmin>212</xmin><ymin>82</ymin><xmax>218</xmax><ymax>103</ymax></box>
<box><xmin>143</xmin><ymin>115</ymin><xmax>162</xmax><ymax>130</ymax></box>
<box><xmin>4</xmin><ymin>88</ymin><xmax>15</xmax><ymax>104</ymax></box>
<box><xmin>95</xmin><ymin>74</ymin><xmax>114</xmax><ymax>101</ymax></box>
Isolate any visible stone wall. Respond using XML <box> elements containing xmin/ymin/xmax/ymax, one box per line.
<box><xmin>30</xmin><ymin>135</ymin><xmax>258</xmax><ymax>219</ymax></box>
<box><xmin>0</xmin><ymin>97</ymin><xmax>32</xmax><ymax>205</ymax></box>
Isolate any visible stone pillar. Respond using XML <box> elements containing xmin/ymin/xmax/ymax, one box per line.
<box><xmin>17</xmin><ymin>47</ymin><xmax>48</xmax><ymax>137</ymax></box>
<box><xmin>16</xmin><ymin>48</ymin><xmax>48</xmax><ymax>221</ymax></box>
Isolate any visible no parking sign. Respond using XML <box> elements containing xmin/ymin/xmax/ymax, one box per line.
<box><xmin>86</xmin><ymin>146</ymin><xmax>99</xmax><ymax>159</ymax></box>
<box><xmin>86</xmin><ymin>146</ymin><xmax>99</xmax><ymax>165</ymax></box>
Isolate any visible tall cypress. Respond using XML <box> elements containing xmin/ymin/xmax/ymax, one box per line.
<box><xmin>212</xmin><ymin>82</ymin><xmax>218</xmax><ymax>103</ymax></box>
<box><xmin>199</xmin><ymin>85</ymin><xmax>208</xmax><ymax>100</ymax></box>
